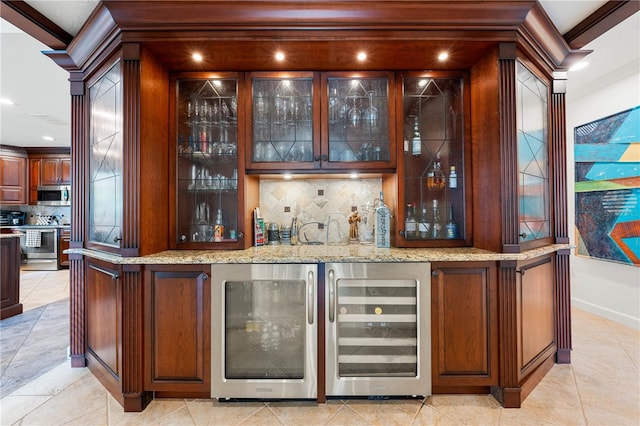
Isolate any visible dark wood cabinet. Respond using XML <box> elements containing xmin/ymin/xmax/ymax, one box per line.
<box><xmin>27</xmin><ymin>152</ymin><xmax>71</xmax><ymax>204</ymax></box>
<box><xmin>431</xmin><ymin>261</ymin><xmax>498</xmax><ymax>392</ymax></box>
<box><xmin>144</xmin><ymin>265</ymin><xmax>211</xmax><ymax>395</ymax></box>
<box><xmin>1</xmin><ymin>235</ymin><xmax>23</xmax><ymax>319</ymax></box>
<box><xmin>0</xmin><ymin>147</ymin><xmax>27</xmax><ymax>205</ymax></box>
<box><xmin>41</xmin><ymin>157</ymin><xmax>71</xmax><ymax>185</ymax></box>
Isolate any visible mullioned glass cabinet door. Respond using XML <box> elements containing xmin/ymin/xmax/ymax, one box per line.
<box><xmin>174</xmin><ymin>76</ymin><xmax>240</xmax><ymax>247</ymax></box>
<box><xmin>247</xmin><ymin>72</ymin><xmax>319</xmax><ymax>170</ymax></box>
<box><xmin>399</xmin><ymin>73</ymin><xmax>466</xmax><ymax>246</ymax></box>
<box><xmin>321</xmin><ymin>72</ymin><xmax>395</xmax><ymax>169</ymax></box>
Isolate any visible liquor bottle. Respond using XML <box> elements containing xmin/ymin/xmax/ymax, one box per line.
<box><xmin>449</xmin><ymin>166</ymin><xmax>458</xmax><ymax>189</ymax></box>
<box><xmin>404</xmin><ymin>203</ymin><xmax>417</xmax><ymax>240</ymax></box>
<box><xmin>375</xmin><ymin>191</ymin><xmax>391</xmax><ymax>248</ymax></box>
<box><xmin>214</xmin><ymin>208</ymin><xmax>224</xmax><ymax>242</ymax></box>
<box><xmin>431</xmin><ymin>199</ymin><xmax>442</xmax><ymax>239</ymax></box>
<box><xmin>444</xmin><ymin>204</ymin><xmax>459</xmax><ymax>239</ymax></box>
<box><xmin>418</xmin><ymin>204</ymin><xmax>430</xmax><ymax>239</ymax></box>
<box><xmin>411</xmin><ymin>116</ymin><xmax>422</xmax><ymax>156</ymax></box>
<box><xmin>428</xmin><ymin>157</ymin><xmax>446</xmax><ymax>190</ymax></box>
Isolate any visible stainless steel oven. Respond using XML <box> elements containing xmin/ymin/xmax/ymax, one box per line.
<box><xmin>18</xmin><ymin>226</ymin><xmax>59</xmax><ymax>270</ymax></box>
<box><xmin>325</xmin><ymin>262</ymin><xmax>431</xmax><ymax>398</ymax></box>
<box><xmin>211</xmin><ymin>264</ymin><xmax>317</xmax><ymax>399</ymax></box>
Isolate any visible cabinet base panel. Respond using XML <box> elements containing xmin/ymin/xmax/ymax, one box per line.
<box><xmin>1</xmin><ymin>303</ymin><xmax>23</xmax><ymax>319</ymax></box>
<box><xmin>70</xmin><ymin>354</ymin><xmax>86</xmax><ymax>368</ymax></box>
<box><xmin>154</xmin><ymin>391</ymin><xmax>211</xmax><ymax>399</ymax></box>
<box><xmin>556</xmin><ymin>348</ymin><xmax>571</xmax><ymax>364</ymax></box>
<box><xmin>432</xmin><ymin>385</ymin><xmax>490</xmax><ymax>395</ymax></box>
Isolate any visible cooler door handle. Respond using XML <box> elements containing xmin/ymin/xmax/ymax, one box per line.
<box><xmin>307</xmin><ymin>270</ymin><xmax>314</xmax><ymax>325</ymax></box>
<box><xmin>328</xmin><ymin>269</ymin><xmax>335</xmax><ymax>323</ymax></box>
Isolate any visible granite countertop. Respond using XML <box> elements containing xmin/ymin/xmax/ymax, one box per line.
<box><xmin>0</xmin><ymin>233</ymin><xmax>21</xmax><ymax>239</ymax></box>
<box><xmin>66</xmin><ymin>243</ymin><xmax>572</xmax><ymax>265</ymax></box>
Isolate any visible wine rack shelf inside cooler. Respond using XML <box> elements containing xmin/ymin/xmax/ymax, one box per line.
<box><xmin>336</xmin><ymin>279</ymin><xmax>418</xmax><ymax>377</ymax></box>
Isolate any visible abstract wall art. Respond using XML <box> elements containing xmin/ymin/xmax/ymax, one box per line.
<box><xmin>574</xmin><ymin>106</ymin><xmax>640</xmax><ymax>266</ymax></box>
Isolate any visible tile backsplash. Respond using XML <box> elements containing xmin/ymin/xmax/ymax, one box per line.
<box><xmin>259</xmin><ymin>178</ymin><xmax>382</xmax><ymax>228</ymax></box>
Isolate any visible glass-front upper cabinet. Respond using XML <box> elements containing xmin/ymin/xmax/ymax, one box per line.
<box><xmin>516</xmin><ymin>62</ymin><xmax>550</xmax><ymax>245</ymax></box>
<box><xmin>397</xmin><ymin>72</ymin><xmax>468</xmax><ymax>247</ymax></box>
<box><xmin>246</xmin><ymin>72</ymin><xmax>320</xmax><ymax>171</ymax></box>
<box><xmin>321</xmin><ymin>72</ymin><xmax>396</xmax><ymax>170</ymax></box>
<box><xmin>172</xmin><ymin>73</ymin><xmax>244</xmax><ymax>248</ymax></box>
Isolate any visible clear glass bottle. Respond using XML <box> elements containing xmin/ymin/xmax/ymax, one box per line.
<box><xmin>431</xmin><ymin>199</ymin><xmax>442</xmax><ymax>239</ymax></box>
<box><xmin>411</xmin><ymin>116</ymin><xmax>421</xmax><ymax>156</ymax></box>
<box><xmin>404</xmin><ymin>203</ymin><xmax>417</xmax><ymax>240</ymax></box>
<box><xmin>375</xmin><ymin>191</ymin><xmax>391</xmax><ymax>248</ymax></box>
<box><xmin>418</xmin><ymin>204</ymin><xmax>430</xmax><ymax>239</ymax></box>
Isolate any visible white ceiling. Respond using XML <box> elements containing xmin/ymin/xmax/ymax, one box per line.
<box><xmin>1</xmin><ymin>1</ymin><xmax>637</xmax><ymax>148</ymax></box>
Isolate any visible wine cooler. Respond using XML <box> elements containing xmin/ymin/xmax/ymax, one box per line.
<box><xmin>211</xmin><ymin>264</ymin><xmax>317</xmax><ymax>399</ymax></box>
<box><xmin>325</xmin><ymin>263</ymin><xmax>431</xmax><ymax>397</ymax></box>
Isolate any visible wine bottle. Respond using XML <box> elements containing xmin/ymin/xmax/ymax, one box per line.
<box><xmin>375</xmin><ymin>191</ymin><xmax>391</xmax><ymax>248</ymax></box>
<box><xmin>444</xmin><ymin>204</ymin><xmax>459</xmax><ymax>239</ymax></box>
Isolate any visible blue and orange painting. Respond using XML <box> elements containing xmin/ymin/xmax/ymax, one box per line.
<box><xmin>575</xmin><ymin>105</ymin><xmax>640</xmax><ymax>266</ymax></box>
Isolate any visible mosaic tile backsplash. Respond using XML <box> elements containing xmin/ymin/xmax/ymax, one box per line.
<box><xmin>259</xmin><ymin>178</ymin><xmax>382</xmax><ymax>242</ymax></box>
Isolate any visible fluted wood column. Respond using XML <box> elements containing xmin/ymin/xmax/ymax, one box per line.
<box><xmin>69</xmin><ymin>71</ymin><xmax>87</xmax><ymax>367</ymax></box>
<box><xmin>551</xmin><ymin>74</ymin><xmax>572</xmax><ymax>363</ymax></box>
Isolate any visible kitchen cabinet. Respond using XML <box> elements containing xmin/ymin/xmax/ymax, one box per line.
<box><xmin>28</xmin><ymin>153</ymin><xmax>71</xmax><ymax>204</ymax></box>
<box><xmin>144</xmin><ymin>265</ymin><xmax>211</xmax><ymax>395</ymax></box>
<box><xmin>0</xmin><ymin>147</ymin><xmax>27</xmax><ymax>205</ymax></box>
<box><xmin>246</xmin><ymin>71</ymin><xmax>396</xmax><ymax>171</ymax></box>
<box><xmin>41</xmin><ymin>157</ymin><xmax>71</xmax><ymax>185</ymax></box>
<box><xmin>58</xmin><ymin>227</ymin><xmax>70</xmax><ymax>268</ymax></box>
<box><xmin>431</xmin><ymin>261</ymin><xmax>498</xmax><ymax>392</ymax></box>
<box><xmin>1</xmin><ymin>235</ymin><xmax>23</xmax><ymax>319</ymax></box>
<box><xmin>395</xmin><ymin>72</ymin><xmax>470</xmax><ymax>247</ymax></box>
<box><xmin>171</xmin><ymin>73</ymin><xmax>255</xmax><ymax>249</ymax></box>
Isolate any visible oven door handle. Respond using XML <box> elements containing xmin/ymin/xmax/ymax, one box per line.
<box><xmin>328</xmin><ymin>269</ymin><xmax>335</xmax><ymax>323</ymax></box>
<box><xmin>307</xmin><ymin>270</ymin><xmax>314</xmax><ymax>325</ymax></box>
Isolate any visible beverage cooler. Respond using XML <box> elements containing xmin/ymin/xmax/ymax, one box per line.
<box><xmin>211</xmin><ymin>264</ymin><xmax>317</xmax><ymax>399</ymax></box>
<box><xmin>325</xmin><ymin>263</ymin><xmax>431</xmax><ymax>397</ymax></box>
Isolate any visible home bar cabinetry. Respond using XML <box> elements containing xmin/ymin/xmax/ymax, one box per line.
<box><xmin>45</xmin><ymin>0</ymin><xmax>580</xmax><ymax>412</ymax></box>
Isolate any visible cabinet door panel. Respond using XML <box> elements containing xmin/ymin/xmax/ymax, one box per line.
<box><xmin>59</xmin><ymin>158</ymin><xmax>71</xmax><ymax>184</ymax></box>
<box><xmin>86</xmin><ymin>262</ymin><xmax>121</xmax><ymax>378</ymax></box>
<box><xmin>0</xmin><ymin>156</ymin><xmax>27</xmax><ymax>205</ymax></box>
<box><xmin>41</xmin><ymin>158</ymin><xmax>61</xmax><ymax>185</ymax></box>
<box><xmin>144</xmin><ymin>266</ymin><xmax>211</xmax><ymax>392</ymax></box>
<box><xmin>431</xmin><ymin>262</ymin><xmax>498</xmax><ymax>387</ymax></box>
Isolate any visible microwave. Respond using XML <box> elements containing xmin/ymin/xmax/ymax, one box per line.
<box><xmin>37</xmin><ymin>185</ymin><xmax>71</xmax><ymax>206</ymax></box>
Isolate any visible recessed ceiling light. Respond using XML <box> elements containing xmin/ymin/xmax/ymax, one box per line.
<box><xmin>1</xmin><ymin>98</ymin><xmax>15</xmax><ymax>105</ymax></box>
<box><xmin>569</xmin><ymin>61</ymin><xmax>589</xmax><ymax>72</ymax></box>
<box><xmin>42</xmin><ymin>136</ymin><xmax>55</xmax><ymax>141</ymax></box>
<box><xmin>192</xmin><ymin>53</ymin><xmax>203</xmax><ymax>62</ymax></box>
<box><xmin>275</xmin><ymin>51</ymin><xmax>285</xmax><ymax>61</ymax></box>
<box><xmin>357</xmin><ymin>52</ymin><xmax>367</xmax><ymax>61</ymax></box>
<box><xmin>438</xmin><ymin>52</ymin><xmax>449</xmax><ymax>61</ymax></box>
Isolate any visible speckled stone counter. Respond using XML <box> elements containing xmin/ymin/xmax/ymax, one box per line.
<box><xmin>67</xmin><ymin>243</ymin><xmax>572</xmax><ymax>265</ymax></box>
<box><xmin>0</xmin><ymin>233</ymin><xmax>22</xmax><ymax>239</ymax></box>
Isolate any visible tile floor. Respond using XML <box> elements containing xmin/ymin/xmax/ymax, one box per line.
<box><xmin>1</xmin><ymin>269</ymin><xmax>639</xmax><ymax>425</ymax></box>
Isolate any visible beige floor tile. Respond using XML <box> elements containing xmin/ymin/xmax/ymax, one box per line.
<box><xmin>410</xmin><ymin>403</ymin><xmax>466</xmax><ymax>425</ymax></box>
<box><xmin>345</xmin><ymin>399</ymin><xmax>423</xmax><ymax>425</ymax></box>
<box><xmin>427</xmin><ymin>394</ymin><xmax>501</xmax><ymax>425</ymax></box>
<box><xmin>238</xmin><ymin>405</ymin><xmax>284</xmax><ymax>425</ymax></box>
<box><xmin>268</xmin><ymin>400</ymin><xmax>343</xmax><ymax>425</ymax></box>
<box><xmin>187</xmin><ymin>400</ymin><xmax>265</xmax><ymax>425</ymax></box>
<box><xmin>18</xmin><ymin>374</ymin><xmax>109</xmax><ymax>426</ymax></box>
<box><xmin>0</xmin><ymin>394</ymin><xmax>52</xmax><ymax>425</ymax></box>
<box><xmin>11</xmin><ymin>361</ymin><xmax>89</xmax><ymax>397</ymax></box>
<box><xmin>324</xmin><ymin>405</ymin><xmax>372</xmax><ymax>425</ymax></box>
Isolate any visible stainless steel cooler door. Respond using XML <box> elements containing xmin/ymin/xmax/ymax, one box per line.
<box><xmin>212</xmin><ymin>264</ymin><xmax>317</xmax><ymax>399</ymax></box>
<box><xmin>325</xmin><ymin>262</ymin><xmax>431</xmax><ymax>397</ymax></box>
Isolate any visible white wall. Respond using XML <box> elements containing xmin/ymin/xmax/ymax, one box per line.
<box><xmin>566</xmin><ymin>43</ymin><xmax>640</xmax><ymax>329</ymax></box>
